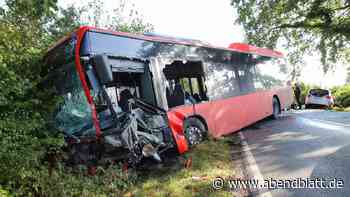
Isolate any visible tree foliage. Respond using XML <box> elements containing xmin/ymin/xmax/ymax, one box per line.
<box><xmin>0</xmin><ymin>0</ymin><xmax>153</xmax><ymax>195</ymax></box>
<box><xmin>332</xmin><ymin>84</ymin><xmax>350</xmax><ymax>107</ymax></box>
<box><xmin>79</xmin><ymin>0</ymin><xmax>154</xmax><ymax>33</ymax></box>
<box><xmin>231</xmin><ymin>0</ymin><xmax>350</xmax><ymax>78</ymax></box>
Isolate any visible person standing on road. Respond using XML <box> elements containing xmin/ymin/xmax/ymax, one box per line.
<box><xmin>294</xmin><ymin>82</ymin><xmax>302</xmax><ymax>109</ymax></box>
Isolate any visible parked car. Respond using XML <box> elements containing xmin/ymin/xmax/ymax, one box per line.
<box><xmin>305</xmin><ymin>88</ymin><xmax>334</xmax><ymax>108</ymax></box>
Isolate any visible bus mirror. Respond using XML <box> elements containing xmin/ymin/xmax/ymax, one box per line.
<box><xmin>92</xmin><ymin>55</ymin><xmax>113</xmax><ymax>84</ymax></box>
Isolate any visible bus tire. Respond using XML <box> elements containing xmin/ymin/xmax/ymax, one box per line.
<box><xmin>272</xmin><ymin>97</ymin><xmax>281</xmax><ymax>119</ymax></box>
<box><xmin>184</xmin><ymin>118</ymin><xmax>206</xmax><ymax>148</ymax></box>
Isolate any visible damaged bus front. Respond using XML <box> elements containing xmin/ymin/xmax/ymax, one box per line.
<box><xmin>43</xmin><ymin>27</ymin><xmax>189</xmax><ymax>167</ymax></box>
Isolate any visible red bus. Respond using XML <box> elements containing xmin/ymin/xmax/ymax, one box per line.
<box><xmin>44</xmin><ymin>26</ymin><xmax>293</xmax><ymax>166</ymax></box>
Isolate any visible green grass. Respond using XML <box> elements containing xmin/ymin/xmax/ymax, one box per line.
<box><xmin>332</xmin><ymin>106</ymin><xmax>350</xmax><ymax>112</ymax></box>
<box><xmin>0</xmin><ymin>137</ymin><xmax>236</xmax><ymax>196</ymax></box>
<box><xmin>125</xmin><ymin>138</ymin><xmax>235</xmax><ymax>197</ymax></box>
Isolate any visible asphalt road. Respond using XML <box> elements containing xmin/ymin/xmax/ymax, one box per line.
<box><xmin>240</xmin><ymin>109</ymin><xmax>350</xmax><ymax>197</ymax></box>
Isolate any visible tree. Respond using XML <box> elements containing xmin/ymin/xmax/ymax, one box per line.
<box><xmin>231</xmin><ymin>0</ymin><xmax>350</xmax><ymax>79</ymax></box>
<box><xmin>0</xmin><ymin>0</ymin><xmax>154</xmax><ymax>193</ymax></box>
<box><xmin>0</xmin><ymin>0</ymin><xmax>60</xmax><ymax>191</ymax></box>
<box><xmin>0</xmin><ymin>0</ymin><xmax>154</xmax><ymax>110</ymax></box>
<box><xmin>0</xmin><ymin>0</ymin><xmax>58</xmax><ymax>105</ymax></box>
<box><xmin>77</xmin><ymin>0</ymin><xmax>154</xmax><ymax>33</ymax></box>
<box><xmin>47</xmin><ymin>5</ymin><xmax>83</xmax><ymax>40</ymax></box>
<box><xmin>0</xmin><ymin>0</ymin><xmax>154</xmax><ymax>137</ymax></box>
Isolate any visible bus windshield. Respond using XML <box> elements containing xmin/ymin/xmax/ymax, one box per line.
<box><xmin>44</xmin><ymin>35</ymin><xmax>96</xmax><ymax>136</ymax></box>
<box><xmin>53</xmin><ymin>62</ymin><xmax>95</xmax><ymax>136</ymax></box>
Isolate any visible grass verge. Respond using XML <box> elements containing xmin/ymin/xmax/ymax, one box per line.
<box><xmin>126</xmin><ymin>137</ymin><xmax>235</xmax><ymax>197</ymax></box>
<box><xmin>0</xmin><ymin>137</ymin><xmax>236</xmax><ymax>196</ymax></box>
<box><xmin>332</xmin><ymin>106</ymin><xmax>350</xmax><ymax>112</ymax></box>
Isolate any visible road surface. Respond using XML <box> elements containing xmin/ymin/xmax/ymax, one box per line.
<box><xmin>239</xmin><ymin>109</ymin><xmax>350</xmax><ymax>197</ymax></box>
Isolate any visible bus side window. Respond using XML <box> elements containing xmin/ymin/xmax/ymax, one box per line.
<box><xmin>198</xmin><ymin>77</ymin><xmax>208</xmax><ymax>101</ymax></box>
<box><xmin>178</xmin><ymin>78</ymin><xmax>196</xmax><ymax>105</ymax></box>
<box><xmin>163</xmin><ymin>60</ymin><xmax>208</xmax><ymax>108</ymax></box>
<box><xmin>190</xmin><ymin>78</ymin><xmax>199</xmax><ymax>95</ymax></box>
<box><xmin>190</xmin><ymin>78</ymin><xmax>201</xmax><ymax>102</ymax></box>
<box><xmin>255</xmin><ymin>58</ymin><xmax>285</xmax><ymax>89</ymax></box>
<box><xmin>237</xmin><ymin>64</ymin><xmax>255</xmax><ymax>93</ymax></box>
<box><xmin>253</xmin><ymin>66</ymin><xmax>265</xmax><ymax>90</ymax></box>
<box><xmin>180</xmin><ymin>78</ymin><xmax>191</xmax><ymax>95</ymax></box>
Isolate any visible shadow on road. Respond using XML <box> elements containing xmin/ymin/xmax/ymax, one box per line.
<box><xmin>239</xmin><ymin>111</ymin><xmax>350</xmax><ymax>196</ymax></box>
<box><xmin>289</xmin><ymin>144</ymin><xmax>350</xmax><ymax>197</ymax></box>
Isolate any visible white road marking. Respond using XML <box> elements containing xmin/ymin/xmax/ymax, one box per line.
<box><xmin>306</xmin><ymin>118</ymin><xmax>350</xmax><ymax>128</ymax></box>
<box><xmin>239</xmin><ymin>132</ymin><xmax>272</xmax><ymax>197</ymax></box>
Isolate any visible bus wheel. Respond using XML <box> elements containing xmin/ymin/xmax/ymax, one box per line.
<box><xmin>272</xmin><ymin>97</ymin><xmax>281</xmax><ymax>119</ymax></box>
<box><xmin>184</xmin><ymin>118</ymin><xmax>206</xmax><ymax>148</ymax></box>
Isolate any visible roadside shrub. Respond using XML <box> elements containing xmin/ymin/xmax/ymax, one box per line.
<box><xmin>342</xmin><ymin>96</ymin><xmax>350</xmax><ymax>107</ymax></box>
<box><xmin>331</xmin><ymin>84</ymin><xmax>350</xmax><ymax>107</ymax></box>
<box><xmin>0</xmin><ymin>105</ymin><xmax>137</xmax><ymax>196</ymax></box>
<box><xmin>0</xmin><ymin>0</ymin><xmax>154</xmax><ymax>196</ymax></box>
<box><xmin>1</xmin><ymin>156</ymin><xmax>136</xmax><ymax>196</ymax></box>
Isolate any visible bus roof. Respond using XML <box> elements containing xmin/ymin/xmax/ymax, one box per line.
<box><xmin>47</xmin><ymin>26</ymin><xmax>284</xmax><ymax>58</ymax></box>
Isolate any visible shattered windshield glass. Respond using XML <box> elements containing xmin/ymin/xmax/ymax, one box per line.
<box><xmin>54</xmin><ymin>63</ymin><xmax>95</xmax><ymax>136</ymax></box>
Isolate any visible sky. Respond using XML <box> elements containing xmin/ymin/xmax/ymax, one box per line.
<box><xmin>1</xmin><ymin>0</ymin><xmax>346</xmax><ymax>87</ymax></box>
<box><xmin>59</xmin><ymin>0</ymin><xmax>347</xmax><ymax>88</ymax></box>
<box><xmin>59</xmin><ymin>0</ymin><xmax>244</xmax><ymax>47</ymax></box>
<box><xmin>135</xmin><ymin>0</ymin><xmax>244</xmax><ymax>47</ymax></box>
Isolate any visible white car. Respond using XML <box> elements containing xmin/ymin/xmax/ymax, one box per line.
<box><xmin>305</xmin><ymin>89</ymin><xmax>334</xmax><ymax>108</ymax></box>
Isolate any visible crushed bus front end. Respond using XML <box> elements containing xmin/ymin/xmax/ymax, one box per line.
<box><xmin>43</xmin><ymin>27</ymin><xmax>189</xmax><ymax>168</ymax></box>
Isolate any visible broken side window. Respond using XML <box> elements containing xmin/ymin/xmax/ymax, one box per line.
<box><xmin>86</xmin><ymin>58</ymin><xmax>159</xmax><ymax>130</ymax></box>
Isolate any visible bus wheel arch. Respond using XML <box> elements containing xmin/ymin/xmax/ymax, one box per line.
<box><xmin>272</xmin><ymin>95</ymin><xmax>281</xmax><ymax>119</ymax></box>
<box><xmin>188</xmin><ymin>115</ymin><xmax>208</xmax><ymax>133</ymax></box>
<box><xmin>183</xmin><ymin>116</ymin><xmax>207</xmax><ymax>148</ymax></box>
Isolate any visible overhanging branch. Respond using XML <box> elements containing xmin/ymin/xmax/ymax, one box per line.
<box><xmin>274</xmin><ymin>21</ymin><xmax>324</xmax><ymax>29</ymax></box>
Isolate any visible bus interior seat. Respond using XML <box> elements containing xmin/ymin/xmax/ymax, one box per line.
<box><xmin>169</xmin><ymin>82</ymin><xmax>185</xmax><ymax>107</ymax></box>
<box><xmin>193</xmin><ymin>93</ymin><xmax>201</xmax><ymax>102</ymax></box>
<box><xmin>163</xmin><ymin>60</ymin><xmax>208</xmax><ymax>107</ymax></box>
<box><xmin>166</xmin><ymin>87</ymin><xmax>173</xmax><ymax>107</ymax></box>
<box><xmin>119</xmin><ymin>89</ymin><xmax>133</xmax><ymax>112</ymax></box>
